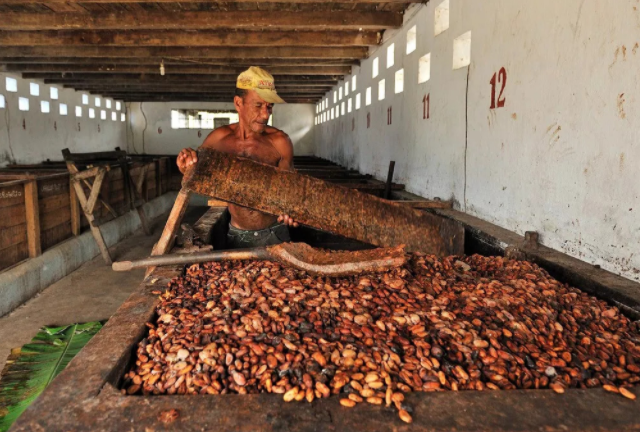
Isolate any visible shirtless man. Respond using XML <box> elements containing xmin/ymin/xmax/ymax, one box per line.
<box><xmin>176</xmin><ymin>66</ymin><xmax>299</xmax><ymax>248</ymax></box>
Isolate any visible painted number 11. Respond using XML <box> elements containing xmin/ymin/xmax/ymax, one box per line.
<box><xmin>489</xmin><ymin>67</ymin><xmax>507</xmax><ymax>109</ymax></box>
<box><xmin>422</xmin><ymin>93</ymin><xmax>430</xmax><ymax>119</ymax></box>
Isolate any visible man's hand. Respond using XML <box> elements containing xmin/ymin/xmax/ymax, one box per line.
<box><xmin>278</xmin><ymin>214</ymin><xmax>299</xmax><ymax>228</ymax></box>
<box><xmin>177</xmin><ymin>148</ymin><xmax>198</xmax><ymax>174</ymax></box>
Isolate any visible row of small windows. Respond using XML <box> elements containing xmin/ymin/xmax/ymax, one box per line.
<box><xmin>5</xmin><ymin>77</ymin><xmax>123</xmax><ymax>110</ymax></box>
<box><xmin>317</xmin><ymin>0</ymin><xmax>466</xmax><ymax>120</ymax></box>
<box><xmin>0</xmin><ymin>95</ymin><xmax>125</xmax><ymax>121</ymax></box>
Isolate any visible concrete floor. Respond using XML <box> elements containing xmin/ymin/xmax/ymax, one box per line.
<box><xmin>0</xmin><ymin>207</ymin><xmax>207</xmax><ymax>371</ymax></box>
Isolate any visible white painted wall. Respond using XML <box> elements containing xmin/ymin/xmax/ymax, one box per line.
<box><xmin>315</xmin><ymin>0</ymin><xmax>640</xmax><ymax>282</ymax></box>
<box><xmin>0</xmin><ymin>72</ymin><xmax>126</xmax><ymax>166</ymax></box>
<box><xmin>126</xmin><ymin>101</ymin><xmax>314</xmax><ymax>156</ymax></box>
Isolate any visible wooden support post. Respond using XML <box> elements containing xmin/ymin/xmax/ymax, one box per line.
<box><xmin>70</xmin><ymin>181</ymin><xmax>81</xmax><ymax>235</ymax></box>
<box><xmin>384</xmin><ymin>160</ymin><xmax>395</xmax><ymax>200</ymax></box>
<box><xmin>68</xmin><ymin>165</ymin><xmax>113</xmax><ymax>265</ymax></box>
<box><xmin>24</xmin><ymin>180</ymin><xmax>42</xmax><ymax>258</ymax></box>
<box><xmin>145</xmin><ymin>188</ymin><xmax>190</xmax><ymax>277</ymax></box>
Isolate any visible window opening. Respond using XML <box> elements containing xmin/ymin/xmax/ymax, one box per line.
<box><xmin>387</xmin><ymin>43</ymin><xmax>395</xmax><ymax>68</ymax></box>
<box><xmin>453</xmin><ymin>31</ymin><xmax>472</xmax><ymax>69</ymax></box>
<box><xmin>171</xmin><ymin>109</ymin><xmax>241</xmax><ymax>129</ymax></box>
<box><xmin>41</xmin><ymin>100</ymin><xmax>50</xmax><ymax>113</ymax></box>
<box><xmin>50</xmin><ymin>87</ymin><xmax>59</xmax><ymax>100</ymax></box>
<box><xmin>6</xmin><ymin>77</ymin><xmax>17</xmax><ymax>93</ymax></box>
<box><xmin>419</xmin><ymin>53</ymin><xmax>432</xmax><ymax>83</ymax></box>
<box><xmin>60</xmin><ymin>103</ymin><xmax>68</xmax><ymax>115</ymax></box>
<box><xmin>365</xmin><ymin>87</ymin><xmax>372</xmax><ymax>106</ymax></box>
<box><xmin>30</xmin><ymin>83</ymin><xmax>39</xmax><ymax>96</ymax></box>
<box><xmin>406</xmin><ymin>25</ymin><xmax>417</xmax><ymax>54</ymax></box>
<box><xmin>18</xmin><ymin>97</ymin><xmax>29</xmax><ymax>111</ymax></box>
<box><xmin>372</xmin><ymin>57</ymin><xmax>379</xmax><ymax>78</ymax></box>
<box><xmin>378</xmin><ymin>79</ymin><xmax>386</xmax><ymax>101</ymax></box>
<box><xmin>395</xmin><ymin>69</ymin><xmax>404</xmax><ymax>94</ymax></box>
<box><xmin>435</xmin><ymin>0</ymin><xmax>450</xmax><ymax>36</ymax></box>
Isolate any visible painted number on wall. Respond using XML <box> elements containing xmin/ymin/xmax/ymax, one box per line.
<box><xmin>367</xmin><ymin>112</ymin><xmax>371</xmax><ymax>129</ymax></box>
<box><xmin>387</xmin><ymin>107</ymin><xmax>393</xmax><ymax>125</ymax></box>
<box><xmin>423</xmin><ymin>94</ymin><xmax>430</xmax><ymax>119</ymax></box>
<box><xmin>489</xmin><ymin>67</ymin><xmax>507</xmax><ymax>109</ymax></box>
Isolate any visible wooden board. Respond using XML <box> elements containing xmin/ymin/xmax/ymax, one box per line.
<box><xmin>185</xmin><ymin>149</ymin><xmax>464</xmax><ymax>255</ymax></box>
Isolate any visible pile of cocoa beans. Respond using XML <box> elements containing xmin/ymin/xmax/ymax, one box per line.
<box><xmin>124</xmin><ymin>253</ymin><xmax>640</xmax><ymax>423</ymax></box>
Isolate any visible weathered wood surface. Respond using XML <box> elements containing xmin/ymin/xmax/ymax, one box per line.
<box><xmin>184</xmin><ymin>149</ymin><xmax>464</xmax><ymax>256</ymax></box>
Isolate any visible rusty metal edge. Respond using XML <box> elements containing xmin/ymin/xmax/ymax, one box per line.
<box><xmin>10</xmin><ymin>209</ymin><xmax>640</xmax><ymax>432</ymax></box>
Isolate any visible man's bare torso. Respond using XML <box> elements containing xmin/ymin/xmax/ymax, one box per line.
<box><xmin>201</xmin><ymin>123</ymin><xmax>289</xmax><ymax>230</ymax></box>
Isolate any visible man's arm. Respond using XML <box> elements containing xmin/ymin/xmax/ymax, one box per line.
<box><xmin>272</xmin><ymin>131</ymin><xmax>299</xmax><ymax>227</ymax></box>
<box><xmin>273</xmin><ymin>131</ymin><xmax>295</xmax><ymax>172</ymax></box>
<box><xmin>176</xmin><ymin>128</ymin><xmax>230</xmax><ymax>174</ymax></box>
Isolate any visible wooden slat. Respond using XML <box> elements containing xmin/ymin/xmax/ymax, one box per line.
<box><xmin>0</xmin><ymin>30</ymin><xmax>380</xmax><ymax>47</ymax></box>
<box><xmin>2</xmin><ymin>57</ymin><xmax>358</xmax><ymax>67</ymax></box>
<box><xmin>70</xmin><ymin>179</ymin><xmax>81</xmax><ymax>235</ymax></box>
<box><xmin>0</xmin><ymin>0</ymin><xmax>420</xmax><ymax>3</ymax></box>
<box><xmin>0</xmin><ymin>224</ymin><xmax>27</xmax><ymax>248</ymax></box>
<box><xmin>41</xmin><ymin>221</ymin><xmax>72</xmax><ymax>251</ymax></box>
<box><xmin>41</xmin><ymin>204</ymin><xmax>71</xmax><ymax>231</ymax></box>
<box><xmin>0</xmin><ymin>46</ymin><xmax>368</xmax><ymax>59</ymax></box>
<box><xmin>35</xmin><ymin>73</ymin><xmax>342</xmax><ymax>82</ymax></box>
<box><xmin>4</xmin><ymin>64</ymin><xmax>352</xmax><ymax>75</ymax></box>
<box><xmin>39</xmin><ymin>192</ymin><xmax>70</xmax><ymax>213</ymax></box>
<box><xmin>24</xmin><ymin>180</ymin><xmax>42</xmax><ymax>258</ymax></box>
<box><xmin>0</xmin><ymin>183</ymin><xmax>25</xmax><ymax>208</ymax></box>
<box><xmin>0</xmin><ymin>243</ymin><xmax>28</xmax><ymax>272</ymax></box>
<box><xmin>0</xmin><ymin>11</ymin><xmax>402</xmax><ymax>30</ymax></box>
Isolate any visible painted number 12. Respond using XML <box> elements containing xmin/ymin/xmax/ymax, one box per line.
<box><xmin>489</xmin><ymin>67</ymin><xmax>507</xmax><ymax>109</ymax></box>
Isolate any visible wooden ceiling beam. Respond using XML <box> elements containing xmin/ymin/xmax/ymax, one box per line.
<box><xmin>46</xmin><ymin>80</ymin><xmax>338</xmax><ymax>88</ymax></box>
<box><xmin>121</xmin><ymin>99</ymin><xmax>320</xmax><ymax>104</ymax></box>
<box><xmin>66</xmin><ymin>84</ymin><xmax>333</xmax><ymax>91</ymax></box>
<box><xmin>1</xmin><ymin>11</ymin><xmax>401</xmax><ymax>31</ymax></box>
<box><xmin>0</xmin><ymin>57</ymin><xmax>358</xmax><ymax>67</ymax></box>
<box><xmin>76</xmin><ymin>90</ymin><xmax>329</xmax><ymax>97</ymax></box>
<box><xmin>0</xmin><ymin>0</ymin><xmax>418</xmax><ymax>3</ymax></box>
<box><xmin>4</xmin><ymin>64</ymin><xmax>350</xmax><ymax>75</ymax></box>
<box><xmin>0</xmin><ymin>46</ymin><xmax>369</xmax><ymax>59</ymax></box>
<box><xmin>30</xmin><ymin>73</ymin><xmax>340</xmax><ymax>81</ymax></box>
<box><xmin>0</xmin><ymin>30</ymin><xmax>380</xmax><ymax>47</ymax></box>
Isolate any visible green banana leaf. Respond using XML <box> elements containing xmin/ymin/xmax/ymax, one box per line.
<box><xmin>0</xmin><ymin>322</ymin><xmax>103</xmax><ymax>432</ymax></box>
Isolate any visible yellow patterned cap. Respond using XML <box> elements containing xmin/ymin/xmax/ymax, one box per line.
<box><xmin>236</xmin><ymin>66</ymin><xmax>286</xmax><ymax>104</ymax></box>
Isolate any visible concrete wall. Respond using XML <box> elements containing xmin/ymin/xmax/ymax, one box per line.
<box><xmin>126</xmin><ymin>101</ymin><xmax>315</xmax><ymax>156</ymax></box>
<box><xmin>0</xmin><ymin>72</ymin><xmax>126</xmax><ymax>166</ymax></box>
<box><xmin>315</xmin><ymin>0</ymin><xmax>640</xmax><ymax>282</ymax></box>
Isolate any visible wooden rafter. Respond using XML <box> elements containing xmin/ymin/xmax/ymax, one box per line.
<box><xmin>0</xmin><ymin>0</ymin><xmax>419</xmax><ymax>3</ymax></box>
<box><xmin>26</xmin><ymin>73</ymin><xmax>342</xmax><ymax>81</ymax></box>
<box><xmin>0</xmin><ymin>46</ymin><xmax>369</xmax><ymax>59</ymax></box>
<box><xmin>0</xmin><ymin>11</ymin><xmax>402</xmax><ymax>30</ymax></box>
<box><xmin>0</xmin><ymin>0</ymin><xmax>417</xmax><ymax>101</ymax></box>
<box><xmin>0</xmin><ymin>30</ymin><xmax>380</xmax><ymax>47</ymax></box>
<box><xmin>2</xmin><ymin>64</ymin><xmax>352</xmax><ymax>75</ymax></box>
<box><xmin>0</xmin><ymin>57</ymin><xmax>359</xmax><ymax>66</ymax></box>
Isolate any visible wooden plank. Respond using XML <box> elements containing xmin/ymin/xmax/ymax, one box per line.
<box><xmin>0</xmin><ymin>0</ymin><xmax>418</xmax><ymax>3</ymax></box>
<box><xmin>0</xmin><ymin>11</ymin><xmax>402</xmax><ymax>31</ymax></box>
<box><xmin>37</xmin><ymin>177</ymin><xmax>69</xmax><ymax>199</ymax></box>
<box><xmin>41</xmin><ymin>205</ymin><xmax>71</xmax><ymax>231</ymax></box>
<box><xmin>0</xmin><ymin>224</ymin><xmax>27</xmax><ymax>248</ymax></box>
<box><xmin>24</xmin><ymin>180</ymin><xmax>42</xmax><ymax>258</ymax></box>
<box><xmin>42</xmin><ymin>221</ymin><xmax>72</xmax><ymax>251</ymax></box>
<box><xmin>146</xmin><ymin>188</ymin><xmax>190</xmax><ymax>277</ymax></box>
<box><xmin>3</xmin><ymin>57</ymin><xmax>357</xmax><ymax>68</ymax></box>
<box><xmin>0</xmin><ymin>30</ymin><xmax>380</xmax><ymax>47</ymax></box>
<box><xmin>85</xmin><ymin>169</ymin><xmax>107</xmax><ymax>214</ymax></box>
<box><xmin>39</xmin><ymin>193</ymin><xmax>70</xmax><ymax>213</ymax></box>
<box><xmin>70</xmin><ymin>179</ymin><xmax>81</xmax><ymax>235</ymax></box>
<box><xmin>0</xmin><ymin>243</ymin><xmax>28</xmax><ymax>272</ymax></box>
<box><xmin>70</xmin><ymin>177</ymin><xmax>112</xmax><ymax>265</ymax></box>
<box><xmin>185</xmin><ymin>149</ymin><xmax>464</xmax><ymax>255</ymax></box>
<box><xmin>38</xmin><ymin>74</ymin><xmax>341</xmax><ymax>83</ymax></box>
<box><xmin>0</xmin><ymin>46</ymin><xmax>367</xmax><ymax>59</ymax></box>
<box><xmin>0</xmin><ymin>183</ymin><xmax>25</xmax><ymax>208</ymax></box>
<box><xmin>4</xmin><ymin>64</ymin><xmax>352</xmax><ymax>75</ymax></box>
